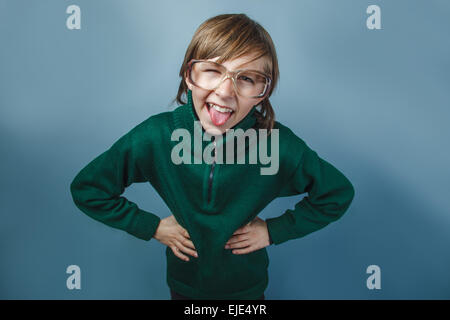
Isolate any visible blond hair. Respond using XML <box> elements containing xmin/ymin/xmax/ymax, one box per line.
<box><xmin>175</xmin><ymin>13</ymin><xmax>279</xmax><ymax>131</ymax></box>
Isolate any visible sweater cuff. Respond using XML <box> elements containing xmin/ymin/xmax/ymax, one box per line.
<box><xmin>268</xmin><ymin>232</ymin><xmax>273</xmax><ymax>245</ymax></box>
<box><xmin>128</xmin><ymin>209</ymin><xmax>161</xmax><ymax>241</ymax></box>
<box><xmin>265</xmin><ymin>214</ymin><xmax>293</xmax><ymax>245</ymax></box>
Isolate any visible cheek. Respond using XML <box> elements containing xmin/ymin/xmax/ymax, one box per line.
<box><xmin>237</xmin><ymin>102</ymin><xmax>256</xmax><ymax>115</ymax></box>
<box><xmin>192</xmin><ymin>89</ymin><xmax>211</xmax><ymax>105</ymax></box>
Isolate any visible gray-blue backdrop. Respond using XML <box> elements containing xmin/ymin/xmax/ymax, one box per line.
<box><xmin>1</xmin><ymin>0</ymin><xmax>449</xmax><ymax>299</ymax></box>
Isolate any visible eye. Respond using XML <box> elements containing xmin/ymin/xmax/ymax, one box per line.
<box><xmin>238</xmin><ymin>75</ymin><xmax>255</xmax><ymax>84</ymax></box>
<box><xmin>205</xmin><ymin>69</ymin><xmax>221</xmax><ymax>73</ymax></box>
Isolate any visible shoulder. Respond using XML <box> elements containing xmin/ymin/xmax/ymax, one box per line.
<box><xmin>132</xmin><ymin>109</ymin><xmax>173</xmax><ymax>134</ymax></box>
<box><xmin>272</xmin><ymin>120</ymin><xmax>309</xmax><ymax>152</ymax></box>
<box><xmin>113</xmin><ymin>108</ymin><xmax>175</xmax><ymax>161</ymax></box>
<box><xmin>125</xmin><ymin>108</ymin><xmax>176</xmax><ymax>144</ymax></box>
<box><xmin>271</xmin><ymin>120</ymin><xmax>312</xmax><ymax>171</ymax></box>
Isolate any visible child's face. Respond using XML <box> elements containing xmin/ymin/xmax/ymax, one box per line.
<box><xmin>185</xmin><ymin>54</ymin><xmax>269</xmax><ymax>135</ymax></box>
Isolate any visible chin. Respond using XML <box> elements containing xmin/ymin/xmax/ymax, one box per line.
<box><xmin>204</xmin><ymin>124</ymin><xmax>228</xmax><ymax>136</ymax></box>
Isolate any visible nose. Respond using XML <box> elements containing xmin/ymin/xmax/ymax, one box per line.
<box><xmin>214</xmin><ymin>75</ymin><xmax>236</xmax><ymax>97</ymax></box>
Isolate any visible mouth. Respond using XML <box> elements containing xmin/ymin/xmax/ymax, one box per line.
<box><xmin>206</xmin><ymin>102</ymin><xmax>235</xmax><ymax>126</ymax></box>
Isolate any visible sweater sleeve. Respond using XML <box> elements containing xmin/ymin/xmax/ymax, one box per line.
<box><xmin>266</xmin><ymin>140</ymin><xmax>355</xmax><ymax>245</ymax></box>
<box><xmin>69</xmin><ymin>129</ymin><xmax>161</xmax><ymax>241</ymax></box>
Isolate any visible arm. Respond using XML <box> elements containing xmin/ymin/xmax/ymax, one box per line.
<box><xmin>266</xmin><ymin>142</ymin><xmax>355</xmax><ymax>245</ymax></box>
<box><xmin>69</xmin><ymin>129</ymin><xmax>161</xmax><ymax>241</ymax></box>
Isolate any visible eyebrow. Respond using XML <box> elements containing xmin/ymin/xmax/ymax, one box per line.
<box><xmin>235</xmin><ymin>59</ymin><xmax>263</xmax><ymax>70</ymax></box>
<box><xmin>235</xmin><ymin>61</ymin><xmax>252</xmax><ymax>68</ymax></box>
<box><xmin>233</xmin><ymin>61</ymin><xmax>268</xmax><ymax>74</ymax></box>
<box><xmin>235</xmin><ymin>57</ymin><xmax>271</xmax><ymax>74</ymax></box>
<box><xmin>211</xmin><ymin>57</ymin><xmax>269</xmax><ymax>74</ymax></box>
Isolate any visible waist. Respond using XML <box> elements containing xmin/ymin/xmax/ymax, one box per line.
<box><xmin>165</xmin><ymin>246</ymin><xmax>269</xmax><ymax>297</ymax></box>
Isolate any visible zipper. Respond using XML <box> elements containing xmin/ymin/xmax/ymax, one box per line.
<box><xmin>207</xmin><ymin>137</ymin><xmax>217</xmax><ymax>203</ymax></box>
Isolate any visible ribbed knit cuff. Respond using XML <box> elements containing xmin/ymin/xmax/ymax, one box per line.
<box><xmin>128</xmin><ymin>209</ymin><xmax>161</xmax><ymax>241</ymax></box>
<box><xmin>268</xmin><ymin>229</ymin><xmax>273</xmax><ymax>245</ymax></box>
<box><xmin>265</xmin><ymin>214</ymin><xmax>293</xmax><ymax>245</ymax></box>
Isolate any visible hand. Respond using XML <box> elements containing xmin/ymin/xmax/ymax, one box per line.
<box><xmin>224</xmin><ymin>217</ymin><xmax>271</xmax><ymax>255</ymax></box>
<box><xmin>153</xmin><ymin>215</ymin><xmax>198</xmax><ymax>262</ymax></box>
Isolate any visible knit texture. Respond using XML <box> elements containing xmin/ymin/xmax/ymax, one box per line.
<box><xmin>70</xmin><ymin>90</ymin><xmax>355</xmax><ymax>299</ymax></box>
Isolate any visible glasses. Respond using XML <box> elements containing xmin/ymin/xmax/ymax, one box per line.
<box><xmin>187</xmin><ymin>59</ymin><xmax>272</xmax><ymax>99</ymax></box>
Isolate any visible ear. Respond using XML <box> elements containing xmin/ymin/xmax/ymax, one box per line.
<box><xmin>184</xmin><ymin>72</ymin><xmax>194</xmax><ymax>91</ymax></box>
<box><xmin>254</xmin><ymin>97</ymin><xmax>266</xmax><ymax>107</ymax></box>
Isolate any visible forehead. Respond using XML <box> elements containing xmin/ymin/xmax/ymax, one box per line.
<box><xmin>208</xmin><ymin>54</ymin><xmax>270</xmax><ymax>72</ymax></box>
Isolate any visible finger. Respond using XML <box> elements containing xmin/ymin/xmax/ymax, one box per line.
<box><xmin>226</xmin><ymin>234</ymin><xmax>248</xmax><ymax>245</ymax></box>
<box><xmin>174</xmin><ymin>239</ymin><xmax>198</xmax><ymax>259</ymax></box>
<box><xmin>177</xmin><ymin>228</ymin><xmax>196</xmax><ymax>250</ymax></box>
<box><xmin>233</xmin><ymin>225</ymin><xmax>250</xmax><ymax>235</ymax></box>
<box><xmin>225</xmin><ymin>240</ymin><xmax>251</xmax><ymax>249</ymax></box>
<box><xmin>180</xmin><ymin>228</ymin><xmax>191</xmax><ymax>239</ymax></box>
<box><xmin>183</xmin><ymin>239</ymin><xmax>197</xmax><ymax>251</ymax></box>
<box><xmin>181</xmin><ymin>239</ymin><xmax>198</xmax><ymax>257</ymax></box>
<box><xmin>232</xmin><ymin>245</ymin><xmax>254</xmax><ymax>255</ymax></box>
<box><xmin>171</xmin><ymin>245</ymin><xmax>190</xmax><ymax>262</ymax></box>
<box><xmin>177</xmin><ymin>233</ymin><xmax>196</xmax><ymax>250</ymax></box>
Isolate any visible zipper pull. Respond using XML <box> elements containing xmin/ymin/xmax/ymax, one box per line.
<box><xmin>212</xmin><ymin>136</ymin><xmax>217</xmax><ymax>162</ymax></box>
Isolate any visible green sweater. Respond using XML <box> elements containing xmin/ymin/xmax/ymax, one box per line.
<box><xmin>70</xmin><ymin>90</ymin><xmax>355</xmax><ymax>299</ymax></box>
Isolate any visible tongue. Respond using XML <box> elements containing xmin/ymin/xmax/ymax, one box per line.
<box><xmin>209</xmin><ymin>105</ymin><xmax>232</xmax><ymax>126</ymax></box>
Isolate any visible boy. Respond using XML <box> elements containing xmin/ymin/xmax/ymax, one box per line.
<box><xmin>70</xmin><ymin>13</ymin><xmax>355</xmax><ymax>300</ymax></box>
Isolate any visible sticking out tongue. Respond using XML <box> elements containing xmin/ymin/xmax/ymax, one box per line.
<box><xmin>208</xmin><ymin>104</ymin><xmax>233</xmax><ymax>126</ymax></box>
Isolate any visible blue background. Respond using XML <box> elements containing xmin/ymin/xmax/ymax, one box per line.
<box><xmin>1</xmin><ymin>0</ymin><xmax>449</xmax><ymax>299</ymax></box>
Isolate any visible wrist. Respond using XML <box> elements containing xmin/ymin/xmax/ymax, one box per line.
<box><xmin>263</xmin><ymin>219</ymin><xmax>274</xmax><ymax>245</ymax></box>
<box><xmin>266</xmin><ymin>221</ymin><xmax>273</xmax><ymax>245</ymax></box>
<box><xmin>153</xmin><ymin>220</ymin><xmax>162</xmax><ymax>240</ymax></box>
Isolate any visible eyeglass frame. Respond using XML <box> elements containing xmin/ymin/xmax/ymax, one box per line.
<box><xmin>186</xmin><ymin>59</ymin><xmax>272</xmax><ymax>99</ymax></box>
